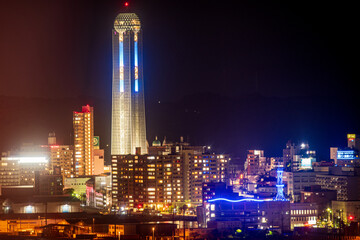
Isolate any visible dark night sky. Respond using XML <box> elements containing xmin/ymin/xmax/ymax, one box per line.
<box><xmin>0</xmin><ymin>0</ymin><xmax>358</xmax><ymax>160</ymax></box>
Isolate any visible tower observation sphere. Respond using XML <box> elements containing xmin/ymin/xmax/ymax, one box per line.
<box><xmin>111</xmin><ymin>12</ymin><xmax>147</xmax><ymax>155</ymax></box>
<box><xmin>114</xmin><ymin>13</ymin><xmax>141</xmax><ymax>32</ymax></box>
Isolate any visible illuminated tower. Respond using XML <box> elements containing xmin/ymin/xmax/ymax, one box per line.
<box><xmin>73</xmin><ymin>105</ymin><xmax>94</xmax><ymax>175</ymax></box>
<box><xmin>111</xmin><ymin>12</ymin><xmax>147</xmax><ymax>155</ymax></box>
<box><xmin>274</xmin><ymin>168</ymin><xmax>286</xmax><ymax>201</ymax></box>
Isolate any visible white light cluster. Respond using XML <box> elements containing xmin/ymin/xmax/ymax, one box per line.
<box><xmin>3</xmin><ymin>157</ymin><xmax>48</xmax><ymax>164</ymax></box>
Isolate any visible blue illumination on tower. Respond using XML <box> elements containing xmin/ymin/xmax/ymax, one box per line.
<box><xmin>119</xmin><ymin>41</ymin><xmax>124</xmax><ymax>92</ymax></box>
<box><xmin>134</xmin><ymin>39</ymin><xmax>139</xmax><ymax>92</ymax></box>
<box><xmin>134</xmin><ymin>41</ymin><xmax>138</xmax><ymax>66</ymax></box>
<box><xmin>274</xmin><ymin>168</ymin><xmax>287</xmax><ymax>201</ymax></box>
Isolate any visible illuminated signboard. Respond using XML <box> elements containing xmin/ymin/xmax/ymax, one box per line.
<box><xmin>337</xmin><ymin>150</ymin><xmax>355</xmax><ymax>160</ymax></box>
<box><xmin>93</xmin><ymin>136</ymin><xmax>99</xmax><ymax>147</ymax></box>
<box><xmin>347</xmin><ymin>134</ymin><xmax>356</xmax><ymax>139</ymax></box>
<box><xmin>300</xmin><ymin>157</ymin><xmax>315</xmax><ymax>169</ymax></box>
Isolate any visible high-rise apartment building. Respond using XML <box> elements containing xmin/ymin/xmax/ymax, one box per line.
<box><xmin>244</xmin><ymin>150</ymin><xmax>266</xmax><ymax>176</ymax></box>
<box><xmin>49</xmin><ymin>145</ymin><xmax>74</xmax><ymax>177</ymax></box>
<box><xmin>73</xmin><ymin>105</ymin><xmax>94</xmax><ymax>176</ymax></box>
<box><xmin>111</xmin><ymin>12</ymin><xmax>147</xmax><ymax>155</ymax></box>
<box><xmin>111</xmin><ymin>139</ymin><xmax>229</xmax><ymax>210</ymax></box>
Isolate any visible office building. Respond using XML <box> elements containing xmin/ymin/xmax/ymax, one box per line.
<box><xmin>292</xmin><ymin>168</ymin><xmax>329</xmax><ymax>202</ymax></box>
<box><xmin>0</xmin><ymin>144</ymin><xmax>49</xmax><ymax>186</ymax></box>
<box><xmin>0</xmin><ymin>158</ymin><xmax>20</xmax><ymax>186</ymax></box>
<box><xmin>330</xmin><ymin>134</ymin><xmax>360</xmax><ymax>167</ymax></box>
<box><xmin>111</xmin><ymin>12</ymin><xmax>147</xmax><ymax>155</ymax></box>
<box><xmin>73</xmin><ymin>105</ymin><xmax>94</xmax><ymax>176</ymax></box>
<box><xmin>316</xmin><ymin>167</ymin><xmax>360</xmax><ymax>200</ymax></box>
<box><xmin>290</xmin><ymin>203</ymin><xmax>318</xmax><ymax>229</ymax></box>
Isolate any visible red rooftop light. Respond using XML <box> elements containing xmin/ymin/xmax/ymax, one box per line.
<box><xmin>124</xmin><ymin>2</ymin><xmax>129</xmax><ymax>6</ymax></box>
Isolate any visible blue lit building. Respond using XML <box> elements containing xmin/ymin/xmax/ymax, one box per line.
<box><xmin>206</xmin><ymin>198</ymin><xmax>290</xmax><ymax>232</ymax></box>
<box><xmin>336</xmin><ymin>148</ymin><xmax>359</xmax><ymax>167</ymax></box>
<box><xmin>111</xmin><ymin>12</ymin><xmax>147</xmax><ymax>155</ymax></box>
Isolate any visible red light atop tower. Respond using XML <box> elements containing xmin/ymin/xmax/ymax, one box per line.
<box><xmin>349</xmin><ymin>215</ymin><xmax>354</xmax><ymax>221</ymax></box>
<box><xmin>124</xmin><ymin>2</ymin><xmax>129</xmax><ymax>7</ymax></box>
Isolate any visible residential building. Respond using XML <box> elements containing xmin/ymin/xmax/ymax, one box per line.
<box><xmin>244</xmin><ymin>150</ymin><xmax>266</xmax><ymax>176</ymax></box>
<box><xmin>73</xmin><ymin>105</ymin><xmax>94</xmax><ymax>176</ymax></box>
<box><xmin>49</xmin><ymin>145</ymin><xmax>74</xmax><ymax>177</ymax></box>
<box><xmin>111</xmin><ymin>140</ymin><xmax>228</xmax><ymax>210</ymax></box>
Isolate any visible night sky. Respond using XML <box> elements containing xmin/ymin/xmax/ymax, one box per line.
<box><xmin>0</xmin><ymin>0</ymin><xmax>358</xmax><ymax>161</ymax></box>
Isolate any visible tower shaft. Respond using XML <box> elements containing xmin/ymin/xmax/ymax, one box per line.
<box><xmin>111</xmin><ymin>13</ymin><xmax>147</xmax><ymax>155</ymax></box>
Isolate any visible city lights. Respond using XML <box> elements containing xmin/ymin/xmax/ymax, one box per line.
<box><xmin>0</xmin><ymin>2</ymin><xmax>358</xmax><ymax>239</ymax></box>
<box><xmin>3</xmin><ymin>156</ymin><xmax>48</xmax><ymax>163</ymax></box>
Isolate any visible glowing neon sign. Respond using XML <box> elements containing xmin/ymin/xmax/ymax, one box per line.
<box><xmin>207</xmin><ymin>198</ymin><xmax>273</xmax><ymax>203</ymax></box>
<box><xmin>337</xmin><ymin>150</ymin><xmax>355</xmax><ymax>160</ymax></box>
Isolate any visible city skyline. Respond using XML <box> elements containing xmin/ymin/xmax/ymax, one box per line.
<box><xmin>0</xmin><ymin>1</ymin><xmax>360</xmax><ymax>238</ymax></box>
<box><xmin>0</xmin><ymin>1</ymin><xmax>358</xmax><ymax>159</ymax></box>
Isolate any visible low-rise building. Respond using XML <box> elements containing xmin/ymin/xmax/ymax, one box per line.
<box><xmin>206</xmin><ymin>198</ymin><xmax>291</xmax><ymax>232</ymax></box>
<box><xmin>290</xmin><ymin>203</ymin><xmax>318</xmax><ymax>229</ymax></box>
<box><xmin>300</xmin><ymin>185</ymin><xmax>336</xmax><ymax>212</ymax></box>
<box><xmin>332</xmin><ymin>201</ymin><xmax>360</xmax><ymax>222</ymax></box>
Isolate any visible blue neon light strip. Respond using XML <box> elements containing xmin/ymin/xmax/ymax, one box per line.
<box><xmin>135</xmin><ymin>79</ymin><xmax>139</xmax><ymax>92</ymax></box>
<box><xmin>119</xmin><ymin>41</ymin><xmax>124</xmax><ymax>92</ymax></box>
<box><xmin>134</xmin><ymin>41</ymin><xmax>138</xmax><ymax>67</ymax></box>
<box><xmin>207</xmin><ymin>198</ymin><xmax>273</xmax><ymax>203</ymax></box>
<box><xmin>134</xmin><ymin>41</ymin><xmax>139</xmax><ymax>92</ymax></box>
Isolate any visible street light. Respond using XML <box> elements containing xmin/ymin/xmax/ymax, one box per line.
<box><xmin>152</xmin><ymin>227</ymin><xmax>155</xmax><ymax>240</ymax></box>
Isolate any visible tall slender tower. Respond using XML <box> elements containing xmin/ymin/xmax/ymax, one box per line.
<box><xmin>73</xmin><ymin>105</ymin><xmax>94</xmax><ymax>175</ymax></box>
<box><xmin>111</xmin><ymin>12</ymin><xmax>147</xmax><ymax>155</ymax></box>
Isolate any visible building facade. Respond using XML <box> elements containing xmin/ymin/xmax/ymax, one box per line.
<box><xmin>244</xmin><ymin>150</ymin><xmax>266</xmax><ymax>176</ymax></box>
<box><xmin>316</xmin><ymin>167</ymin><xmax>360</xmax><ymax>201</ymax></box>
<box><xmin>73</xmin><ymin>105</ymin><xmax>94</xmax><ymax>176</ymax></box>
<box><xmin>206</xmin><ymin>199</ymin><xmax>291</xmax><ymax>232</ymax></box>
<box><xmin>49</xmin><ymin>145</ymin><xmax>74</xmax><ymax>177</ymax></box>
<box><xmin>111</xmin><ymin>143</ymin><xmax>229</xmax><ymax>210</ymax></box>
<box><xmin>111</xmin><ymin>12</ymin><xmax>147</xmax><ymax>155</ymax></box>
